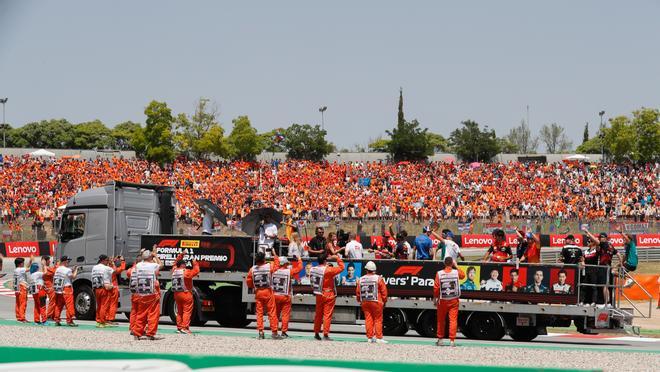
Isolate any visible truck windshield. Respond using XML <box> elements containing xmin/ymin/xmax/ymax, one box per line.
<box><xmin>59</xmin><ymin>213</ymin><xmax>86</xmax><ymax>242</ymax></box>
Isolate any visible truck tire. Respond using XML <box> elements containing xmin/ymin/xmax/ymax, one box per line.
<box><xmin>509</xmin><ymin>326</ymin><xmax>539</xmax><ymax>342</ymax></box>
<box><xmin>414</xmin><ymin>310</ymin><xmax>437</xmax><ymax>338</ymax></box>
<box><xmin>467</xmin><ymin>312</ymin><xmax>505</xmax><ymax>341</ymax></box>
<box><xmin>74</xmin><ymin>284</ymin><xmax>95</xmax><ymax>320</ymax></box>
<box><xmin>214</xmin><ymin>286</ymin><xmax>249</xmax><ymax>328</ymax></box>
<box><xmin>382</xmin><ymin>308</ymin><xmax>408</xmax><ymax>336</ymax></box>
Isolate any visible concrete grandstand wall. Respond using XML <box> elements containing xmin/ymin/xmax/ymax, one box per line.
<box><xmin>0</xmin><ymin>147</ymin><xmax>136</xmax><ymax>159</ymax></box>
<box><xmin>0</xmin><ymin>147</ymin><xmax>602</xmax><ymax>164</ymax></box>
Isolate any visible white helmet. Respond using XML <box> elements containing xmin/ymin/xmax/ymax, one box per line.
<box><xmin>365</xmin><ymin>261</ymin><xmax>377</xmax><ymax>272</ymax></box>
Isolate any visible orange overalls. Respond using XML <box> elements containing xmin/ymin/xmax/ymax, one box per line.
<box><xmin>43</xmin><ymin>266</ymin><xmax>56</xmax><ymax>320</ymax></box>
<box><xmin>246</xmin><ymin>262</ymin><xmax>278</xmax><ymax>335</ymax></box>
<box><xmin>434</xmin><ymin>267</ymin><xmax>465</xmax><ymax>341</ymax></box>
<box><xmin>13</xmin><ymin>267</ymin><xmax>28</xmax><ymax>322</ymax></box>
<box><xmin>31</xmin><ymin>282</ymin><xmax>47</xmax><ymax>323</ymax></box>
<box><xmin>54</xmin><ymin>273</ymin><xmax>75</xmax><ymax>324</ymax></box>
<box><xmin>171</xmin><ymin>257</ymin><xmax>200</xmax><ymax>332</ymax></box>
<box><xmin>272</xmin><ymin>256</ymin><xmax>303</xmax><ymax>333</ymax></box>
<box><xmin>133</xmin><ymin>262</ymin><xmax>161</xmax><ymax>338</ymax></box>
<box><xmin>92</xmin><ymin>264</ymin><xmax>112</xmax><ymax>325</ymax></box>
<box><xmin>106</xmin><ymin>260</ymin><xmax>125</xmax><ymax>322</ymax></box>
<box><xmin>312</xmin><ymin>256</ymin><xmax>345</xmax><ymax>336</ymax></box>
<box><xmin>356</xmin><ymin>273</ymin><xmax>388</xmax><ymax>340</ymax></box>
<box><xmin>126</xmin><ymin>265</ymin><xmax>138</xmax><ymax>334</ymax></box>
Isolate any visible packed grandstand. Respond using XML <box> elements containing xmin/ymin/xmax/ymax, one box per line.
<box><xmin>0</xmin><ymin>156</ymin><xmax>657</xmax><ymax>233</ymax></box>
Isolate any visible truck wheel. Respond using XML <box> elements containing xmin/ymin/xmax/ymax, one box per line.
<box><xmin>467</xmin><ymin>312</ymin><xmax>505</xmax><ymax>341</ymax></box>
<box><xmin>414</xmin><ymin>310</ymin><xmax>437</xmax><ymax>338</ymax></box>
<box><xmin>214</xmin><ymin>286</ymin><xmax>249</xmax><ymax>328</ymax></box>
<box><xmin>382</xmin><ymin>308</ymin><xmax>408</xmax><ymax>336</ymax></box>
<box><xmin>74</xmin><ymin>284</ymin><xmax>95</xmax><ymax>320</ymax></box>
<box><xmin>509</xmin><ymin>326</ymin><xmax>538</xmax><ymax>342</ymax></box>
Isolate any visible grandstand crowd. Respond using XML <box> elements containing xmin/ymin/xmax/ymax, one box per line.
<box><xmin>0</xmin><ymin>156</ymin><xmax>658</xmax><ymax>232</ymax></box>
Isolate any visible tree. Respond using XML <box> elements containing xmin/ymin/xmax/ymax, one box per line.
<box><xmin>142</xmin><ymin>100</ymin><xmax>175</xmax><ymax>165</ymax></box>
<box><xmin>72</xmin><ymin>120</ymin><xmax>113</xmax><ymax>149</ymax></box>
<box><xmin>197</xmin><ymin>124</ymin><xmax>230</xmax><ymax>158</ymax></box>
<box><xmin>174</xmin><ymin>98</ymin><xmax>224</xmax><ymax>159</ymax></box>
<box><xmin>426</xmin><ymin>132</ymin><xmax>449</xmax><ymax>153</ymax></box>
<box><xmin>449</xmin><ymin>120</ymin><xmax>500</xmax><ymax>162</ymax></box>
<box><xmin>283</xmin><ymin>123</ymin><xmax>333</xmax><ymax>161</ymax></box>
<box><xmin>602</xmin><ymin>116</ymin><xmax>635</xmax><ymax>162</ymax></box>
<box><xmin>386</xmin><ymin>119</ymin><xmax>432</xmax><ymax>161</ymax></box>
<box><xmin>582</xmin><ymin>122</ymin><xmax>589</xmax><ymax>144</ymax></box>
<box><xmin>259</xmin><ymin>128</ymin><xmax>286</xmax><ymax>153</ymax></box>
<box><xmin>368</xmin><ymin>136</ymin><xmax>390</xmax><ymax>152</ymax></box>
<box><xmin>575</xmin><ymin>136</ymin><xmax>603</xmax><ymax>154</ymax></box>
<box><xmin>111</xmin><ymin>121</ymin><xmax>143</xmax><ymax>150</ymax></box>
<box><xmin>13</xmin><ymin>119</ymin><xmax>74</xmax><ymax>148</ymax></box>
<box><xmin>539</xmin><ymin>123</ymin><xmax>572</xmax><ymax>153</ymax></box>
<box><xmin>497</xmin><ymin>137</ymin><xmax>519</xmax><ymax>153</ymax></box>
<box><xmin>386</xmin><ymin>89</ymin><xmax>433</xmax><ymax>161</ymax></box>
<box><xmin>227</xmin><ymin>116</ymin><xmax>264</xmax><ymax>161</ymax></box>
<box><xmin>507</xmin><ymin>119</ymin><xmax>538</xmax><ymax>153</ymax></box>
<box><xmin>631</xmin><ymin>108</ymin><xmax>660</xmax><ymax>163</ymax></box>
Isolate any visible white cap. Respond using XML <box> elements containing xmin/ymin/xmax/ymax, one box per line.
<box><xmin>278</xmin><ymin>256</ymin><xmax>289</xmax><ymax>265</ymax></box>
<box><xmin>142</xmin><ymin>250</ymin><xmax>152</xmax><ymax>259</ymax></box>
<box><xmin>365</xmin><ymin>261</ymin><xmax>377</xmax><ymax>272</ymax></box>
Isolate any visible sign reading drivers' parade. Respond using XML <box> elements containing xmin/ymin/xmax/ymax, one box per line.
<box><xmin>293</xmin><ymin>259</ymin><xmax>580</xmax><ymax>305</ymax></box>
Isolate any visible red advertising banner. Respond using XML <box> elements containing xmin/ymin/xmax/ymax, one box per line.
<box><xmin>460</xmin><ymin>234</ymin><xmax>520</xmax><ymax>248</ymax></box>
<box><xmin>549</xmin><ymin>234</ymin><xmax>585</xmax><ymax>247</ymax></box>
<box><xmin>4</xmin><ymin>241</ymin><xmax>40</xmax><ymax>257</ymax></box>
<box><xmin>637</xmin><ymin>234</ymin><xmax>660</xmax><ymax>248</ymax></box>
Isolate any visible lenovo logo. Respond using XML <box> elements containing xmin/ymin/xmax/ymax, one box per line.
<box><xmin>5</xmin><ymin>242</ymin><xmax>39</xmax><ymax>257</ymax></box>
<box><xmin>638</xmin><ymin>236</ymin><xmax>660</xmax><ymax>246</ymax></box>
<box><xmin>394</xmin><ymin>266</ymin><xmax>423</xmax><ymax>276</ymax></box>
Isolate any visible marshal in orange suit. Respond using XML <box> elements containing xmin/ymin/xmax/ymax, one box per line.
<box><xmin>355</xmin><ymin>260</ymin><xmax>388</xmax><ymax>343</ymax></box>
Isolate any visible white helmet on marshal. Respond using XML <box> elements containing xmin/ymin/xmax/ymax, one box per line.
<box><xmin>365</xmin><ymin>261</ymin><xmax>377</xmax><ymax>272</ymax></box>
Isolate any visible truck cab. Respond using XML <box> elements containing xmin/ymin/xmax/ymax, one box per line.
<box><xmin>58</xmin><ymin>181</ymin><xmax>176</xmax><ymax>319</ymax></box>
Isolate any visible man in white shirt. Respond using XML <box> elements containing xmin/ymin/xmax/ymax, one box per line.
<box><xmin>483</xmin><ymin>269</ymin><xmax>503</xmax><ymax>291</ymax></box>
<box><xmin>343</xmin><ymin>232</ymin><xmax>363</xmax><ymax>259</ymax></box>
<box><xmin>259</xmin><ymin>217</ymin><xmax>279</xmax><ymax>256</ymax></box>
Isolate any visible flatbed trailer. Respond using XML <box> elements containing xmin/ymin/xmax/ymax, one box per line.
<box><xmin>57</xmin><ymin>182</ymin><xmax>637</xmax><ymax>342</ymax></box>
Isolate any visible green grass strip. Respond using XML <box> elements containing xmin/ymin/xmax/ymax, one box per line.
<box><xmin>0</xmin><ymin>346</ymin><xmax>590</xmax><ymax>371</ymax></box>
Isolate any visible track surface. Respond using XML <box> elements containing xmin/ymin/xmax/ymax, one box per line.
<box><xmin>0</xmin><ymin>280</ymin><xmax>658</xmax><ymax>351</ymax></box>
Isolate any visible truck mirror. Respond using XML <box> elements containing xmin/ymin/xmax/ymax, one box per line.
<box><xmin>76</xmin><ymin>256</ymin><xmax>85</xmax><ymax>263</ymax></box>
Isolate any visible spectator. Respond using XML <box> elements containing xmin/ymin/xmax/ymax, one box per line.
<box><xmin>307</xmin><ymin>227</ymin><xmax>326</xmax><ymax>258</ymax></box>
<box><xmin>287</xmin><ymin>232</ymin><xmax>305</xmax><ymax>259</ymax></box>
<box><xmin>413</xmin><ymin>226</ymin><xmax>433</xmax><ymax>260</ymax></box>
<box><xmin>343</xmin><ymin>232</ymin><xmax>364</xmax><ymax>259</ymax></box>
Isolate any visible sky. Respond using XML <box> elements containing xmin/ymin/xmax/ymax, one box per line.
<box><xmin>1</xmin><ymin>0</ymin><xmax>659</xmax><ymax>150</ymax></box>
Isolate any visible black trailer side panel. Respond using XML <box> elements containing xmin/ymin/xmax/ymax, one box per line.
<box><xmin>142</xmin><ymin>235</ymin><xmax>253</xmax><ymax>272</ymax></box>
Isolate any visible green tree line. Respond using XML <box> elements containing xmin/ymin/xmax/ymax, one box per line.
<box><xmin>2</xmin><ymin>94</ymin><xmax>658</xmax><ymax>164</ymax></box>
